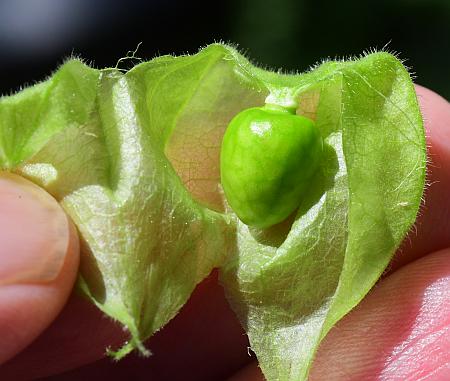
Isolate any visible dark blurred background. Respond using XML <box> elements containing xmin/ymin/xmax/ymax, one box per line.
<box><xmin>0</xmin><ymin>0</ymin><xmax>449</xmax><ymax>98</ymax></box>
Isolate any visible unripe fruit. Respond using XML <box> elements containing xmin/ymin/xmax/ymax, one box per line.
<box><xmin>220</xmin><ymin>105</ymin><xmax>323</xmax><ymax>228</ymax></box>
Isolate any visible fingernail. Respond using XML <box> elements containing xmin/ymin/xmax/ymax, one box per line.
<box><xmin>0</xmin><ymin>172</ymin><xmax>70</xmax><ymax>285</ymax></box>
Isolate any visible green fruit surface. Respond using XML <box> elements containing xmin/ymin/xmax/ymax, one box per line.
<box><xmin>221</xmin><ymin>106</ymin><xmax>322</xmax><ymax>228</ymax></box>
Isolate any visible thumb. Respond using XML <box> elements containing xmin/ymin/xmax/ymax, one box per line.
<box><xmin>0</xmin><ymin>172</ymin><xmax>79</xmax><ymax>364</ymax></box>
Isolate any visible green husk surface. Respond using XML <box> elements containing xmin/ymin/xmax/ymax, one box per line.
<box><xmin>0</xmin><ymin>43</ymin><xmax>425</xmax><ymax>380</ymax></box>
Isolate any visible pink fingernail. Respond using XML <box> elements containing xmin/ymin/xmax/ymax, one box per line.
<box><xmin>0</xmin><ymin>172</ymin><xmax>70</xmax><ymax>285</ymax></box>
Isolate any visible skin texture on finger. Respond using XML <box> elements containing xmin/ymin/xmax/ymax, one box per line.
<box><xmin>1</xmin><ymin>271</ymin><xmax>252</xmax><ymax>381</ymax></box>
<box><xmin>310</xmin><ymin>248</ymin><xmax>450</xmax><ymax>380</ymax></box>
<box><xmin>228</xmin><ymin>248</ymin><xmax>450</xmax><ymax>381</ymax></box>
<box><xmin>392</xmin><ymin>85</ymin><xmax>450</xmax><ymax>271</ymax></box>
<box><xmin>0</xmin><ymin>173</ymin><xmax>80</xmax><ymax>364</ymax></box>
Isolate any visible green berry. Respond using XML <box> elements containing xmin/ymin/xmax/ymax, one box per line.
<box><xmin>220</xmin><ymin>105</ymin><xmax>323</xmax><ymax>229</ymax></box>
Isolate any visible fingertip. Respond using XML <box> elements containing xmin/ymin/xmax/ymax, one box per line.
<box><xmin>310</xmin><ymin>248</ymin><xmax>450</xmax><ymax>381</ymax></box>
<box><xmin>415</xmin><ymin>84</ymin><xmax>450</xmax><ymax>151</ymax></box>
<box><xmin>0</xmin><ymin>173</ymin><xmax>80</xmax><ymax>364</ymax></box>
